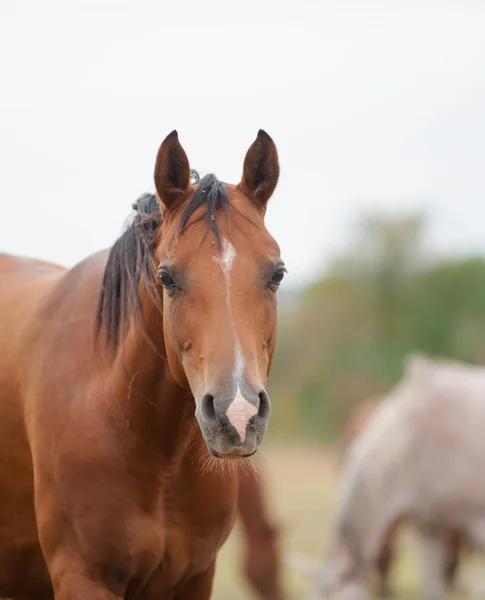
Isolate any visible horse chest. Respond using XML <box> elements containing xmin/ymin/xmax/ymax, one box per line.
<box><xmin>167</xmin><ymin>472</ymin><xmax>236</xmax><ymax>568</ymax></box>
<box><xmin>135</xmin><ymin>472</ymin><xmax>237</xmax><ymax>598</ymax></box>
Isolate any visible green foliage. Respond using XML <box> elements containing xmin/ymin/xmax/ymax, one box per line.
<box><xmin>268</xmin><ymin>213</ymin><xmax>485</xmax><ymax>442</ymax></box>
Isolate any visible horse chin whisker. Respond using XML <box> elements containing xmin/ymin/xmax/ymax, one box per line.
<box><xmin>236</xmin><ymin>454</ymin><xmax>259</xmax><ymax>476</ymax></box>
<box><xmin>191</xmin><ymin>443</ymin><xmax>260</xmax><ymax>479</ymax></box>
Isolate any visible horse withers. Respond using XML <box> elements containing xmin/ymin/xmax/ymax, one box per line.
<box><xmin>0</xmin><ymin>130</ymin><xmax>283</xmax><ymax>599</ymax></box>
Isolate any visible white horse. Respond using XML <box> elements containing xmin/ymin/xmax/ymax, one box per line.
<box><xmin>295</xmin><ymin>355</ymin><xmax>485</xmax><ymax>600</ymax></box>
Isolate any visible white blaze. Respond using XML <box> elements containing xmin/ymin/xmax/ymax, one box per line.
<box><xmin>213</xmin><ymin>238</ymin><xmax>256</xmax><ymax>442</ymax></box>
<box><xmin>226</xmin><ymin>384</ymin><xmax>258</xmax><ymax>443</ymax></box>
<box><xmin>217</xmin><ymin>237</ymin><xmax>236</xmax><ymax>274</ymax></box>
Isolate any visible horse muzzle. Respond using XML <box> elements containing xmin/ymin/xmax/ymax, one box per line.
<box><xmin>195</xmin><ymin>383</ymin><xmax>270</xmax><ymax>458</ymax></box>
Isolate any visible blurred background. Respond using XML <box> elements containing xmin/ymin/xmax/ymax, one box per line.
<box><xmin>1</xmin><ymin>1</ymin><xmax>485</xmax><ymax>598</ymax></box>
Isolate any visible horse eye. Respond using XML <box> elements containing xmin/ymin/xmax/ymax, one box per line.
<box><xmin>269</xmin><ymin>267</ymin><xmax>286</xmax><ymax>289</ymax></box>
<box><xmin>158</xmin><ymin>270</ymin><xmax>177</xmax><ymax>291</ymax></box>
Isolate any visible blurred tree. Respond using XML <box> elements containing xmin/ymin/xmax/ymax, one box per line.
<box><xmin>268</xmin><ymin>211</ymin><xmax>485</xmax><ymax>443</ymax></box>
<box><xmin>333</xmin><ymin>212</ymin><xmax>426</xmax><ymax>343</ymax></box>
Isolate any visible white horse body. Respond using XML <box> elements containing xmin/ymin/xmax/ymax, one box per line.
<box><xmin>309</xmin><ymin>356</ymin><xmax>485</xmax><ymax>600</ymax></box>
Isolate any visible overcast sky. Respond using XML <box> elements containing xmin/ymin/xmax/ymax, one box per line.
<box><xmin>1</xmin><ymin>0</ymin><xmax>484</xmax><ymax>287</ymax></box>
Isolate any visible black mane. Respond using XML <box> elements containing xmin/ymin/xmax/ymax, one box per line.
<box><xmin>95</xmin><ymin>173</ymin><xmax>229</xmax><ymax>351</ymax></box>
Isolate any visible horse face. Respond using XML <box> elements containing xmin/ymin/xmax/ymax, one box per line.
<box><xmin>154</xmin><ymin>131</ymin><xmax>282</xmax><ymax>458</ymax></box>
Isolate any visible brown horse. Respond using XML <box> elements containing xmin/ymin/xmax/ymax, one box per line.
<box><xmin>341</xmin><ymin>398</ymin><xmax>462</xmax><ymax>597</ymax></box>
<box><xmin>0</xmin><ymin>130</ymin><xmax>284</xmax><ymax>599</ymax></box>
<box><xmin>237</xmin><ymin>465</ymin><xmax>287</xmax><ymax>600</ymax></box>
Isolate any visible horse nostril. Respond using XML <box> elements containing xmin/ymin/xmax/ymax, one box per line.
<box><xmin>256</xmin><ymin>389</ymin><xmax>271</xmax><ymax>422</ymax></box>
<box><xmin>200</xmin><ymin>393</ymin><xmax>219</xmax><ymax>428</ymax></box>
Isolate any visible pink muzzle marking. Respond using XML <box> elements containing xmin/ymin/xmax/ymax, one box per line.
<box><xmin>226</xmin><ymin>385</ymin><xmax>258</xmax><ymax>443</ymax></box>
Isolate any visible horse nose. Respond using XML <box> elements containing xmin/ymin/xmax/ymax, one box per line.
<box><xmin>199</xmin><ymin>392</ymin><xmax>218</xmax><ymax>428</ymax></box>
<box><xmin>254</xmin><ymin>388</ymin><xmax>271</xmax><ymax>428</ymax></box>
<box><xmin>199</xmin><ymin>386</ymin><xmax>271</xmax><ymax>437</ymax></box>
<box><xmin>197</xmin><ymin>385</ymin><xmax>271</xmax><ymax>457</ymax></box>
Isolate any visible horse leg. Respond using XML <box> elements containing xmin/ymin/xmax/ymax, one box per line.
<box><xmin>415</xmin><ymin>527</ymin><xmax>448</xmax><ymax>600</ymax></box>
<box><xmin>375</xmin><ymin>531</ymin><xmax>395</xmax><ymax>598</ymax></box>
<box><xmin>376</xmin><ymin>550</ymin><xmax>392</xmax><ymax>598</ymax></box>
<box><xmin>443</xmin><ymin>532</ymin><xmax>461</xmax><ymax>589</ymax></box>
<box><xmin>34</xmin><ymin>528</ymin><xmax>127</xmax><ymax>600</ymax></box>
<box><xmin>36</xmin><ymin>537</ymin><xmax>124</xmax><ymax>600</ymax></box>
<box><xmin>173</xmin><ymin>562</ymin><xmax>215</xmax><ymax>600</ymax></box>
<box><xmin>50</xmin><ymin>570</ymin><xmax>123</xmax><ymax>600</ymax></box>
<box><xmin>243</xmin><ymin>533</ymin><xmax>283</xmax><ymax>600</ymax></box>
<box><xmin>237</xmin><ymin>466</ymin><xmax>285</xmax><ymax>600</ymax></box>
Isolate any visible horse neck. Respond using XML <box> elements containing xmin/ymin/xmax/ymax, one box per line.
<box><xmin>107</xmin><ymin>288</ymin><xmax>199</xmax><ymax>465</ymax></box>
<box><xmin>333</xmin><ymin>453</ymin><xmax>404</xmax><ymax>569</ymax></box>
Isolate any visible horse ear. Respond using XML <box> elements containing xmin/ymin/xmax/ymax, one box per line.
<box><xmin>154</xmin><ymin>130</ymin><xmax>191</xmax><ymax>211</ymax></box>
<box><xmin>239</xmin><ymin>130</ymin><xmax>280</xmax><ymax>209</ymax></box>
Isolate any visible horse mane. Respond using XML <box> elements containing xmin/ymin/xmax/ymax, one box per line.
<box><xmin>95</xmin><ymin>172</ymin><xmax>229</xmax><ymax>352</ymax></box>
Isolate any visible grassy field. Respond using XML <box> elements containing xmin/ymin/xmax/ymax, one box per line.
<box><xmin>212</xmin><ymin>445</ymin><xmax>485</xmax><ymax>600</ymax></box>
